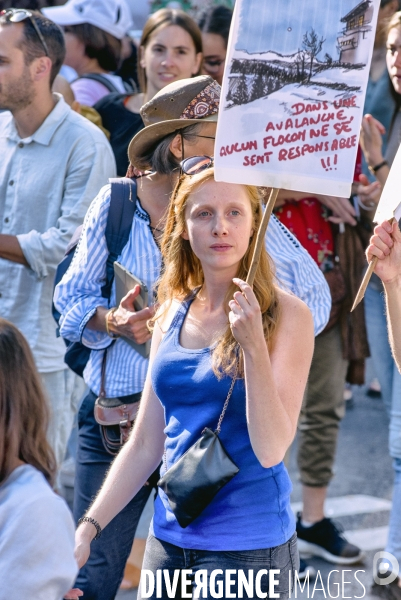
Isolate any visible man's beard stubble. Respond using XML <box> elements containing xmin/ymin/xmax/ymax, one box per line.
<box><xmin>0</xmin><ymin>65</ymin><xmax>36</xmax><ymax>112</ymax></box>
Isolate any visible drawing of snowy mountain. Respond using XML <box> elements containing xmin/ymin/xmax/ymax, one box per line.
<box><xmin>234</xmin><ymin>48</ymin><xmax>323</xmax><ymax>66</ymax></box>
<box><xmin>226</xmin><ymin>1</ymin><xmax>373</xmax><ymax>109</ymax></box>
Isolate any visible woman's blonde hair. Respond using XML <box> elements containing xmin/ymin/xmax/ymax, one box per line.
<box><xmin>157</xmin><ymin>168</ymin><xmax>280</xmax><ymax>378</ymax></box>
<box><xmin>0</xmin><ymin>319</ymin><xmax>56</xmax><ymax>486</ymax></box>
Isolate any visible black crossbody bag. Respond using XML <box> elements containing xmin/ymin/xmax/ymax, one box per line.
<box><xmin>157</xmin><ymin>363</ymin><xmax>240</xmax><ymax>528</ymax></box>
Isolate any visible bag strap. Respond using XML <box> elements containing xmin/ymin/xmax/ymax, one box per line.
<box><xmin>98</xmin><ymin>177</ymin><xmax>137</xmax><ymax>396</ymax></box>
<box><xmin>122</xmin><ymin>79</ymin><xmax>136</xmax><ymax>94</ymax></box>
<box><xmin>163</xmin><ymin>359</ymin><xmax>239</xmax><ymax>473</ymax></box>
<box><xmin>101</xmin><ymin>177</ymin><xmax>137</xmax><ymax>300</ymax></box>
<box><xmin>75</xmin><ymin>73</ymin><xmax>121</xmax><ymax>94</ymax></box>
<box><xmin>99</xmin><ymin>349</ymin><xmax>108</xmax><ymax>398</ymax></box>
<box><xmin>215</xmin><ymin>360</ymin><xmax>238</xmax><ymax>434</ymax></box>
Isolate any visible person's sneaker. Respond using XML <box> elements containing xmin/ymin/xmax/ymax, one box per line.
<box><xmin>371</xmin><ymin>571</ymin><xmax>401</xmax><ymax>599</ymax></box>
<box><xmin>297</xmin><ymin>558</ymin><xmax>316</xmax><ymax>581</ymax></box>
<box><xmin>296</xmin><ymin>513</ymin><xmax>365</xmax><ymax>565</ymax></box>
<box><xmin>367</xmin><ymin>377</ymin><xmax>382</xmax><ymax>399</ymax></box>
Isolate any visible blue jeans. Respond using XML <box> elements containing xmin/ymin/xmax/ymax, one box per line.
<box><xmin>73</xmin><ymin>390</ymin><xmax>158</xmax><ymax>599</ymax></box>
<box><xmin>138</xmin><ymin>533</ymin><xmax>299</xmax><ymax>600</ymax></box>
<box><xmin>365</xmin><ymin>284</ymin><xmax>401</xmax><ymax>453</ymax></box>
<box><xmin>386</xmin><ymin>458</ymin><xmax>401</xmax><ymax>565</ymax></box>
<box><xmin>365</xmin><ymin>285</ymin><xmax>401</xmax><ymax>565</ymax></box>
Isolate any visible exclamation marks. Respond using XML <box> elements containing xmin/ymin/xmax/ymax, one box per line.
<box><xmin>321</xmin><ymin>155</ymin><xmax>338</xmax><ymax>171</ymax></box>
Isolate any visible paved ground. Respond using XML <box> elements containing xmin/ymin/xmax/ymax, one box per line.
<box><xmin>286</xmin><ymin>383</ymin><xmax>393</xmax><ymax>600</ymax></box>
<box><xmin>63</xmin><ymin>376</ymin><xmax>394</xmax><ymax>600</ymax></box>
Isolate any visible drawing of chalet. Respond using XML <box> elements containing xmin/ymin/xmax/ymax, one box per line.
<box><xmin>337</xmin><ymin>0</ymin><xmax>374</xmax><ymax>64</ymax></box>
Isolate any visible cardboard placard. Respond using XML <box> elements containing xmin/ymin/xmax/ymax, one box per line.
<box><xmin>374</xmin><ymin>144</ymin><xmax>401</xmax><ymax>223</ymax></box>
<box><xmin>215</xmin><ymin>0</ymin><xmax>380</xmax><ymax>198</ymax></box>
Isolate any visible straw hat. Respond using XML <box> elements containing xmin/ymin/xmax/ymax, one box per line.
<box><xmin>128</xmin><ymin>75</ymin><xmax>220</xmax><ymax>167</ymax></box>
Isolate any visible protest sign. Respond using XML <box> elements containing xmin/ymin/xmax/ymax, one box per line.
<box><xmin>352</xmin><ymin>144</ymin><xmax>401</xmax><ymax>311</ymax></box>
<box><xmin>215</xmin><ymin>0</ymin><xmax>380</xmax><ymax>198</ymax></box>
<box><xmin>373</xmin><ymin>145</ymin><xmax>401</xmax><ymax>224</ymax></box>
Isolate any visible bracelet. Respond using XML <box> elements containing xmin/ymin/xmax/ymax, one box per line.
<box><xmin>368</xmin><ymin>160</ymin><xmax>388</xmax><ymax>174</ymax></box>
<box><xmin>105</xmin><ymin>308</ymin><xmax>119</xmax><ymax>339</ymax></box>
<box><xmin>77</xmin><ymin>516</ymin><xmax>102</xmax><ymax>540</ymax></box>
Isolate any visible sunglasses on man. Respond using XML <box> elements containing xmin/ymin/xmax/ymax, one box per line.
<box><xmin>0</xmin><ymin>9</ymin><xmax>49</xmax><ymax>57</ymax></box>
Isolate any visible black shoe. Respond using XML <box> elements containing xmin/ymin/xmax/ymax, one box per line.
<box><xmin>371</xmin><ymin>573</ymin><xmax>401</xmax><ymax>600</ymax></box>
<box><xmin>296</xmin><ymin>512</ymin><xmax>365</xmax><ymax>565</ymax></box>
<box><xmin>367</xmin><ymin>378</ymin><xmax>382</xmax><ymax>399</ymax></box>
<box><xmin>367</xmin><ymin>388</ymin><xmax>382</xmax><ymax>399</ymax></box>
<box><xmin>297</xmin><ymin>558</ymin><xmax>316</xmax><ymax>581</ymax></box>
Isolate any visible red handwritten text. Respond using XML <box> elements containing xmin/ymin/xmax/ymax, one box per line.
<box><xmin>220</xmin><ymin>140</ymin><xmax>258</xmax><ymax>157</ymax></box>
<box><xmin>243</xmin><ymin>152</ymin><xmax>273</xmax><ymax>166</ymax></box>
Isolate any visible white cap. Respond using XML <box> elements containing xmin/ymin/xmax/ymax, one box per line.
<box><xmin>42</xmin><ymin>0</ymin><xmax>133</xmax><ymax>40</ymax></box>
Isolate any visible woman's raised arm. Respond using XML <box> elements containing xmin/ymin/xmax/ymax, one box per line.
<box><xmin>229</xmin><ymin>279</ymin><xmax>314</xmax><ymax>468</ymax></box>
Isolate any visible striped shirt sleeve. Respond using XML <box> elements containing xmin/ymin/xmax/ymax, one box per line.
<box><xmin>53</xmin><ymin>185</ymin><xmax>114</xmax><ymax>350</ymax></box>
<box><xmin>266</xmin><ymin>215</ymin><xmax>331</xmax><ymax>335</ymax></box>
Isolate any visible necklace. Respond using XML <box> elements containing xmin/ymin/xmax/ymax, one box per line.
<box><xmin>150</xmin><ymin>224</ymin><xmax>163</xmax><ymax>234</ymax></box>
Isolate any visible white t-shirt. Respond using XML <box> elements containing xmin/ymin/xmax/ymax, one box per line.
<box><xmin>0</xmin><ymin>465</ymin><xmax>77</xmax><ymax>600</ymax></box>
<box><xmin>71</xmin><ymin>73</ymin><xmax>126</xmax><ymax>106</ymax></box>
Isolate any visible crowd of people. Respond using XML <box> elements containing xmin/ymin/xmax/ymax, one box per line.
<box><xmin>0</xmin><ymin>0</ymin><xmax>401</xmax><ymax>599</ymax></box>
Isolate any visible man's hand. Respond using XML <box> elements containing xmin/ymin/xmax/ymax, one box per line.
<box><xmin>108</xmin><ymin>285</ymin><xmax>156</xmax><ymax>344</ymax></box>
<box><xmin>64</xmin><ymin>589</ymin><xmax>83</xmax><ymax>599</ymax></box>
<box><xmin>276</xmin><ymin>190</ymin><xmax>357</xmax><ymax>225</ymax></box>
<box><xmin>367</xmin><ymin>220</ymin><xmax>401</xmax><ymax>284</ymax></box>
<box><xmin>356</xmin><ymin>173</ymin><xmax>382</xmax><ymax>209</ymax></box>
<box><xmin>360</xmin><ymin>114</ymin><xmax>385</xmax><ymax>168</ymax></box>
<box><xmin>316</xmin><ymin>195</ymin><xmax>357</xmax><ymax>226</ymax></box>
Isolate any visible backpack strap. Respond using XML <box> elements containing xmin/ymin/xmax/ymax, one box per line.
<box><xmin>65</xmin><ymin>224</ymin><xmax>83</xmax><ymax>255</ymax></box>
<box><xmin>74</xmin><ymin>73</ymin><xmax>121</xmax><ymax>94</ymax></box>
<box><xmin>101</xmin><ymin>177</ymin><xmax>137</xmax><ymax>300</ymax></box>
<box><xmin>122</xmin><ymin>79</ymin><xmax>136</xmax><ymax>94</ymax></box>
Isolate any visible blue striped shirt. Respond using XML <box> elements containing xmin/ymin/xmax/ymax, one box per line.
<box><xmin>54</xmin><ymin>185</ymin><xmax>330</xmax><ymax>397</ymax></box>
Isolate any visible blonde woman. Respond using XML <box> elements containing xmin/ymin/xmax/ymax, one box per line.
<box><xmin>73</xmin><ymin>164</ymin><xmax>314</xmax><ymax>599</ymax></box>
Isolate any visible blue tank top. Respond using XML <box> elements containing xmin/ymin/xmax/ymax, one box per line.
<box><xmin>150</xmin><ymin>296</ymin><xmax>295</xmax><ymax>551</ymax></box>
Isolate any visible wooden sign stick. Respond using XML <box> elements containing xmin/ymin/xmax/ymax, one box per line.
<box><xmin>350</xmin><ymin>257</ymin><xmax>378</xmax><ymax>312</ymax></box>
<box><xmin>351</xmin><ymin>216</ymin><xmax>396</xmax><ymax>312</ymax></box>
<box><xmin>246</xmin><ymin>188</ymin><xmax>280</xmax><ymax>286</ymax></box>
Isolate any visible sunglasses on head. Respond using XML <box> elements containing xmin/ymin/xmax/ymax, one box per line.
<box><xmin>180</xmin><ymin>155</ymin><xmax>214</xmax><ymax>176</ymax></box>
<box><xmin>0</xmin><ymin>9</ymin><xmax>50</xmax><ymax>57</ymax></box>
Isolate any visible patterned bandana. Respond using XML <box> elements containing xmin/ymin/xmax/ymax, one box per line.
<box><xmin>180</xmin><ymin>81</ymin><xmax>220</xmax><ymax>120</ymax></box>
